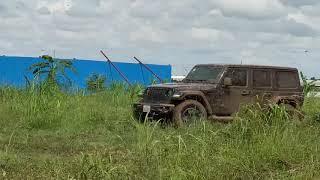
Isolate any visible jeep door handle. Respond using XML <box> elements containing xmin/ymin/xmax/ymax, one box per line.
<box><xmin>241</xmin><ymin>90</ymin><xmax>251</xmax><ymax>96</ymax></box>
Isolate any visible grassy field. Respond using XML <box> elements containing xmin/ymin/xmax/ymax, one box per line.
<box><xmin>0</xmin><ymin>86</ymin><xmax>320</xmax><ymax>179</ymax></box>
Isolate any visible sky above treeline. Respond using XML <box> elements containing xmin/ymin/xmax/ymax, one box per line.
<box><xmin>1</xmin><ymin>0</ymin><xmax>320</xmax><ymax>77</ymax></box>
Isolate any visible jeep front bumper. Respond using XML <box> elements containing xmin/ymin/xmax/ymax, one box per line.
<box><xmin>133</xmin><ymin>103</ymin><xmax>175</xmax><ymax>118</ymax></box>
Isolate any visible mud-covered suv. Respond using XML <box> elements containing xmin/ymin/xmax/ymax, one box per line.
<box><xmin>133</xmin><ymin>64</ymin><xmax>304</xmax><ymax>126</ymax></box>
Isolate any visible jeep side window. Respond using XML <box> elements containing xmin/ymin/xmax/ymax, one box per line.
<box><xmin>253</xmin><ymin>70</ymin><xmax>271</xmax><ymax>88</ymax></box>
<box><xmin>225</xmin><ymin>68</ymin><xmax>247</xmax><ymax>86</ymax></box>
<box><xmin>276</xmin><ymin>71</ymin><xmax>297</xmax><ymax>88</ymax></box>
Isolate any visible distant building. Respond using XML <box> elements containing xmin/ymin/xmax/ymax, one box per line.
<box><xmin>172</xmin><ymin>75</ymin><xmax>185</xmax><ymax>82</ymax></box>
<box><xmin>309</xmin><ymin>80</ymin><xmax>320</xmax><ymax>87</ymax></box>
<box><xmin>306</xmin><ymin>80</ymin><xmax>320</xmax><ymax>97</ymax></box>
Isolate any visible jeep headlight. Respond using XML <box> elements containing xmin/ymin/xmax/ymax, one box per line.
<box><xmin>172</xmin><ymin>91</ymin><xmax>184</xmax><ymax>98</ymax></box>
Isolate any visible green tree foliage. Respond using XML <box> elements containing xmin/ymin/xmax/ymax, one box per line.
<box><xmin>86</xmin><ymin>73</ymin><xmax>107</xmax><ymax>92</ymax></box>
<box><xmin>28</xmin><ymin>55</ymin><xmax>76</xmax><ymax>89</ymax></box>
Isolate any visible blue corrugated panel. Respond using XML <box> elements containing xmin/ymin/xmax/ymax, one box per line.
<box><xmin>0</xmin><ymin>56</ymin><xmax>171</xmax><ymax>88</ymax></box>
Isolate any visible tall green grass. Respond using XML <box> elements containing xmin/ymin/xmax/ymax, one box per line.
<box><xmin>0</xmin><ymin>86</ymin><xmax>320</xmax><ymax>179</ymax></box>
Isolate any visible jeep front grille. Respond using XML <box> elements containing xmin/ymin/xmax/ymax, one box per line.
<box><xmin>143</xmin><ymin>88</ymin><xmax>173</xmax><ymax>103</ymax></box>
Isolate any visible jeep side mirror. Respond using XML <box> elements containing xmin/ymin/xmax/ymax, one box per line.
<box><xmin>224</xmin><ymin>77</ymin><xmax>232</xmax><ymax>86</ymax></box>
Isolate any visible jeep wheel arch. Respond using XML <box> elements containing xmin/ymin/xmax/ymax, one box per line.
<box><xmin>179</xmin><ymin>92</ymin><xmax>213</xmax><ymax>115</ymax></box>
<box><xmin>275</xmin><ymin>97</ymin><xmax>299</xmax><ymax>108</ymax></box>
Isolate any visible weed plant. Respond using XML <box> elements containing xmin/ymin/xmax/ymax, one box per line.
<box><xmin>0</xmin><ymin>85</ymin><xmax>320</xmax><ymax>179</ymax></box>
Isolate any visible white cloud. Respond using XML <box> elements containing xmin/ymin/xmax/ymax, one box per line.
<box><xmin>288</xmin><ymin>11</ymin><xmax>320</xmax><ymax>32</ymax></box>
<box><xmin>191</xmin><ymin>28</ymin><xmax>235</xmax><ymax>41</ymax></box>
<box><xmin>129</xmin><ymin>25</ymin><xmax>167</xmax><ymax>43</ymax></box>
<box><xmin>211</xmin><ymin>0</ymin><xmax>286</xmax><ymax>19</ymax></box>
<box><xmin>0</xmin><ymin>0</ymin><xmax>320</xmax><ymax>77</ymax></box>
<box><xmin>280</xmin><ymin>0</ymin><xmax>319</xmax><ymax>7</ymax></box>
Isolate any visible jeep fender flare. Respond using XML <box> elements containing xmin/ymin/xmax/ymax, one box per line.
<box><xmin>177</xmin><ymin>91</ymin><xmax>213</xmax><ymax>115</ymax></box>
<box><xmin>273</xmin><ymin>96</ymin><xmax>299</xmax><ymax>108</ymax></box>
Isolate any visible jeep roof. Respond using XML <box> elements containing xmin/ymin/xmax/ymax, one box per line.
<box><xmin>195</xmin><ymin>64</ymin><xmax>297</xmax><ymax>70</ymax></box>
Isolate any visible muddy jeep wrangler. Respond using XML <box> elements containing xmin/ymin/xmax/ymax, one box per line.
<box><xmin>133</xmin><ymin>64</ymin><xmax>304</xmax><ymax>126</ymax></box>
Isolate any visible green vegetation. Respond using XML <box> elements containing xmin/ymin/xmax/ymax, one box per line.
<box><xmin>86</xmin><ymin>73</ymin><xmax>107</xmax><ymax>92</ymax></box>
<box><xmin>28</xmin><ymin>55</ymin><xmax>76</xmax><ymax>90</ymax></box>
<box><xmin>300</xmin><ymin>72</ymin><xmax>318</xmax><ymax>96</ymax></box>
<box><xmin>0</xmin><ymin>86</ymin><xmax>320</xmax><ymax>179</ymax></box>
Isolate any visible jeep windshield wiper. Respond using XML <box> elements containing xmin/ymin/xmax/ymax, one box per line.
<box><xmin>182</xmin><ymin>79</ymin><xmax>193</xmax><ymax>82</ymax></box>
<box><xmin>194</xmin><ymin>79</ymin><xmax>207</xmax><ymax>82</ymax></box>
<box><xmin>183</xmin><ymin>79</ymin><xmax>207</xmax><ymax>83</ymax></box>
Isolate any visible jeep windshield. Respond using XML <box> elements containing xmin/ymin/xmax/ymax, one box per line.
<box><xmin>183</xmin><ymin>66</ymin><xmax>223</xmax><ymax>83</ymax></box>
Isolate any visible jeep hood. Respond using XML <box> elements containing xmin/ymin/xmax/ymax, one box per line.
<box><xmin>148</xmin><ymin>83</ymin><xmax>218</xmax><ymax>91</ymax></box>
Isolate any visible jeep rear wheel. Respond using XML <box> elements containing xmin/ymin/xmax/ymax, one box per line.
<box><xmin>280</xmin><ymin>103</ymin><xmax>304</xmax><ymax>120</ymax></box>
<box><xmin>173</xmin><ymin>100</ymin><xmax>207</xmax><ymax>127</ymax></box>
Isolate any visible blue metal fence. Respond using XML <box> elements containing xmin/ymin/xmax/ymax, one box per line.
<box><xmin>0</xmin><ymin>56</ymin><xmax>172</xmax><ymax>88</ymax></box>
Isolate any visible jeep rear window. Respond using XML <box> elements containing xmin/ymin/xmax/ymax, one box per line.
<box><xmin>276</xmin><ymin>71</ymin><xmax>297</xmax><ymax>88</ymax></box>
<box><xmin>184</xmin><ymin>66</ymin><xmax>223</xmax><ymax>83</ymax></box>
<box><xmin>253</xmin><ymin>70</ymin><xmax>271</xmax><ymax>88</ymax></box>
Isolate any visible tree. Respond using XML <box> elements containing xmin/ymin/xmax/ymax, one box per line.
<box><xmin>86</xmin><ymin>73</ymin><xmax>107</xmax><ymax>92</ymax></box>
<box><xmin>29</xmin><ymin>55</ymin><xmax>76</xmax><ymax>88</ymax></box>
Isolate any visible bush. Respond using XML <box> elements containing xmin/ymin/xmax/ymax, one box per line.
<box><xmin>86</xmin><ymin>73</ymin><xmax>107</xmax><ymax>92</ymax></box>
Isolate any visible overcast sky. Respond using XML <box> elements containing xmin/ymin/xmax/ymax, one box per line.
<box><xmin>1</xmin><ymin>0</ymin><xmax>320</xmax><ymax>76</ymax></box>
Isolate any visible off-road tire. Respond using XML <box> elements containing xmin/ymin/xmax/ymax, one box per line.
<box><xmin>280</xmin><ymin>103</ymin><xmax>304</xmax><ymax>120</ymax></box>
<box><xmin>173</xmin><ymin>100</ymin><xmax>207</xmax><ymax>127</ymax></box>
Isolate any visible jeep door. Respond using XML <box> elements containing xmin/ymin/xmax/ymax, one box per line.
<box><xmin>221</xmin><ymin>67</ymin><xmax>253</xmax><ymax>115</ymax></box>
<box><xmin>251</xmin><ymin>68</ymin><xmax>273</xmax><ymax>106</ymax></box>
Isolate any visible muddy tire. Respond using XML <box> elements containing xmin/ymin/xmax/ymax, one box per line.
<box><xmin>280</xmin><ymin>103</ymin><xmax>304</xmax><ymax>120</ymax></box>
<box><xmin>173</xmin><ymin>100</ymin><xmax>207</xmax><ymax>127</ymax></box>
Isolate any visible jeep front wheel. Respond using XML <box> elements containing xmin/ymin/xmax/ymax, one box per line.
<box><xmin>173</xmin><ymin>100</ymin><xmax>207</xmax><ymax>127</ymax></box>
